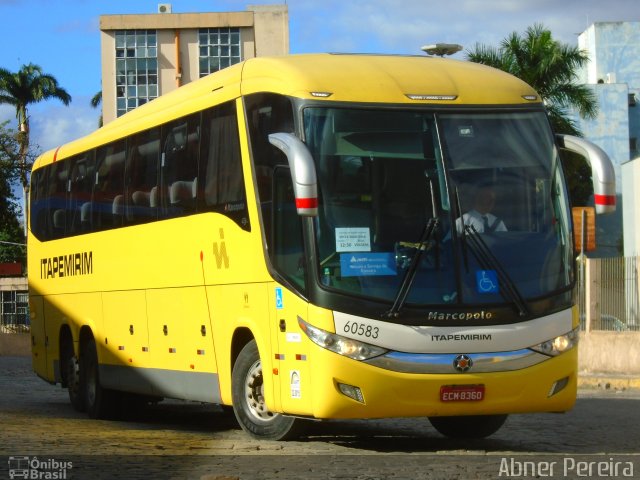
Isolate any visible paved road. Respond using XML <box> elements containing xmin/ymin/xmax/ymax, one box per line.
<box><xmin>0</xmin><ymin>356</ymin><xmax>638</xmax><ymax>479</ymax></box>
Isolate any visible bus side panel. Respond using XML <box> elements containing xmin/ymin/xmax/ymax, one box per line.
<box><xmin>41</xmin><ymin>294</ymin><xmax>68</xmax><ymax>383</ymax></box>
<box><xmin>146</xmin><ymin>286</ymin><xmax>220</xmax><ymax>401</ymax></box>
<box><xmin>40</xmin><ymin>292</ymin><xmax>104</xmax><ymax>384</ymax></box>
<box><xmin>207</xmin><ymin>283</ymin><xmax>275</xmax><ymax>408</ymax></box>
<box><xmin>28</xmin><ymin>295</ymin><xmax>49</xmax><ymax>381</ymax></box>
<box><xmin>269</xmin><ymin>283</ymin><xmax>313</xmax><ymax>416</ymax></box>
<box><xmin>100</xmin><ymin>290</ymin><xmax>153</xmax><ymax>393</ymax></box>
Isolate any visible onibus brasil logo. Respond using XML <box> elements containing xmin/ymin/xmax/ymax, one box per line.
<box><xmin>8</xmin><ymin>456</ymin><xmax>72</xmax><ymax>479</ymax></box>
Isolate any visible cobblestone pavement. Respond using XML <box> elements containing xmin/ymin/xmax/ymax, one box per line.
<box><xmin>1</xmin><ymin>356</ymin><xmax>638</xmax><ymax>479</ymax></box>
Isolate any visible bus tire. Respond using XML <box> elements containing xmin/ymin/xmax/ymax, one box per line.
<box><xmin>428</xmin><ymin>414</ymin><xmax>507</xmax><ymax>439</ymax></box>
<box><xmin>66</xmin><ymin>354</ymin><xmax>86</xmax><ymax>412</ymax></box>
<box><xmin>231</xmin><ymin>340</ymin><xmax>300</xmax><ymax>440</ymax></box>
<box><xmin>82</xmin><ymin>339</ymin><xmax>115</xmax><ymax>419</ymax></box>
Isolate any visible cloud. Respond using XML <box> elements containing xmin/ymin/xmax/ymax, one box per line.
<box><xmin>0</xmin><ymin>104</ymin><xmax>16</xmax><ymax>126</ymax></box>
<box><xmin>54</xmin><ymin>17</ymin><xmax>99</xmax><ymax>35</ymax></box>
<box><xmin>289</xmin><ymin>0</ymin><xmax>640</xmax><ymax>56</ymax></box>
<box><xmin>28</xmin><ymin>100</ymin><xmax>99</xmax><ymax>155</ymax></box>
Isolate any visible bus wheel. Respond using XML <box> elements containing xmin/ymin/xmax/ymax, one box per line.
<box><xmin>428</xmin><ymin>414</ymin><xmax>507</xmax><ymax>439</ymax></box>
<box><xmin>82</xmin><ymin>339</ymin><xmax>115</xmax><ymax>419</ymax></box>
<box><xmin>66</xmin><ymin>354</ymin><xmax>86</xmax><ymax>412</ymax></box>
<box><xmin>232</xmin><ymin>340</ymin><xmax>300</xmax><ymax>440</ymax></box>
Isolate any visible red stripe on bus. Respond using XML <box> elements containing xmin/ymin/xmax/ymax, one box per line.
<box><xmin>296</xmin><ymin>197</ymin><xmax>318</xmax><ymax>209</ymax></box>
<box><xmin>594</xmin><ymin>194</ymin><xmax>616</xmax><ymax>206</ymax></box>
<box><xmin>52</xmin><ymin>146</ymin><xmax>62</xmax><ymax>162</ymax></box>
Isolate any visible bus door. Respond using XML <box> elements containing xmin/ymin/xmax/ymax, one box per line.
<box><xmin>269</xmin><ymin>166</ymin><xmax>312</xmax><ymax>415</ymax></box>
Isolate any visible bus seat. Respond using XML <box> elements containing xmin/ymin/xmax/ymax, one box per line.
<box><xmin>150</xmin><ymin>186</ymin><xmax>159</xmax><ymax>208</ymax></box>
<box><xmin>80</xmin><ymin>202</ymin><xmax>92</xmax><ymax>228</ymax></box>
<box><xmin>132</xmin><ymin>190</ymin><xmax>151</xmax><ymax>206</ymax></box>
<box><xmin>52</xmin><ymin>209</ymin><xmax>66</xmax><ymax>231</ymax></box>
<box><xmin>113</xmin><ymin>195</ymin><xmax>124</xmax><ymax>216</ymax></box>
<box><xmin>51</xmin><ymin>208</ymin><xmax>67</xmax><ymax>238</ymax></box>
<box><xmin>169</xmin><ymin>178</ymin><xmax>197</xmax><ymax>205</ymax></box>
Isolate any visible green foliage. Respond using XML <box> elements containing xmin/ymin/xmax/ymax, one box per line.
<box><xmin>0</xmin><ymin>122</ymin><xmax>25</xmax><ymax>265</ymax></box>
<box><xmin>562</xmin><ymin>150</ymin><xmax>595</xmax><ymax>207</ymax></box>
<box><xmin>466</xmin><ymin>23</ymin><xmax>597</xmax><ymax>137</ymax></box>
<box><xmin>0</xmin><ymin>63</ymin><xmax>72</xmax><ymax>192</ymax></box>
<box><xmin>466</xmin><ymin>23</ymin><xmax>597</xmax><ymax>206</ymax></box>
<box><xmin>0</xmin><ymin>62</ymin><xmax>70</xmax><ymax>264</ymax></box>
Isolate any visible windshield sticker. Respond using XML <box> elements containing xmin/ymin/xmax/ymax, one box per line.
<box><xmin>275</xmin><ymin>287</ymin><xmax>284</xmax><ymax>309</ymax></box>
<box><xmin>336</xmin><ymin>227</ymin><xmax>371</xmax><ymax>252</ymax></box>
<box><xmin>290</xmin><ymin>370</ymin><xmax>301</xmax><ymax>399</ymax></box>
<box><xmin>476</xmin><ymin>270</ymin><xmax>499</xmax><ymax>294</ymax></box>
<box><xmin>459</xmin><ymin>126</ymin><xmax>474</xmax><ymax>137</ymax></box>
<box><xmin>340</xmin><ymin>253</ymin><xmax>397</xmax><ymax>277</ymax></box>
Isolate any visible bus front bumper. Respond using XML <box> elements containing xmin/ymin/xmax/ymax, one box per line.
<box><xmin>306</xmin><ymin>346</ymin><xmax>577</xmax><ymax>419</ymax></box>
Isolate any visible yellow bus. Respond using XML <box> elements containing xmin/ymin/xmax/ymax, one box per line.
<box><xmin>28</xmin><ymin>54</ymin><xmax>616</xmax><ymax>440</ymax></box>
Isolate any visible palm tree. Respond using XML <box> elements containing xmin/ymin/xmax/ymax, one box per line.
<box><xmin>91</xmin><ymin>90</ymin><xmax>103</xmax><ymax>127</ymax></box>
<box><xmin>0</xmin><ymin>63</ymin><xmax>72</xmax><ymax>230</ymax></box>
<box><xmin>466</xmin><ymin>24</ymin><xmax>597</xmax><ymax>136</ymax></box>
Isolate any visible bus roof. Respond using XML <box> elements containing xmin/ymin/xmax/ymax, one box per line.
<box><xmin>33</xmin><ymin>53</ymin><xmax>540</xmax><ymax>169</ymax></box>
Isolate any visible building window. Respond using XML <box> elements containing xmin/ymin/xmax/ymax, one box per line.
<box><xmin>198</xmin><ymin>28</ymin><xmax>242</xmax><ymax>77</ymax></box>
<box><xmin>115</xmin><ymin>30</ymin><xmax>158</xmax><ymax>117</ymax></box>
<box><xmin>1</xmin><ymin>290</ymin><xmax>30</xmax><ymax>331</ymax></box>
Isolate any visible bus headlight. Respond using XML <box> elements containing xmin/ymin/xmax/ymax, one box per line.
<box><xmin>298</xmin><ymin>318</ymin><xmax>388</xmax><ymax>361</ymax></box>
<box><xmin>531</xmin><ymin>328</ymin><xmax>579</xmax><ymax>356</ymax></box>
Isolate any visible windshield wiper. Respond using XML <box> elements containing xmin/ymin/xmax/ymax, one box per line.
<box><xmin>385</xmin><ymin>217</ymin><xmax>439</xmax><ymax>318</ymax></box>
<box><xmin>463</xmin><ymin>225</ymin><xmax>529</xmax><ymax>317</ymax></box>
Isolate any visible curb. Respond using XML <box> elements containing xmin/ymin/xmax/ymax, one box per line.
<box><xmin>578</xmin><ymin>373</ymin><xmax>640</xmax><ymax>391</ymax></box>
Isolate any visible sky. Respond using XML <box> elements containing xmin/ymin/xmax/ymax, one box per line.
<box><xmin>0</xmin><ymin>0</ymin><xmax>639</xmax><ymax>161</ymax></box>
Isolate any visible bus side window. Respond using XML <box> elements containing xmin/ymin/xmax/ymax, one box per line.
<box><xmin>245</xmin><ymin>93</ymin><xmax>295</xmax><ymax>254</ymax></box>
<box><xmin>46</xmin><ymin>161</ymin><xmax>69</xmax><ymax>240</ymax></box>
<box><xmin>94</xmin><ymin>140</ymin><xmax>126</xmax><ymax>229</ymax></box>
<box><xmin>161</xmin><ymin>113</ymin><xmax>200</xmax><ymax>218</ymax></box>
<box><xmin>199</xmin><ymin>101</ymin><xmax>248</xmax><ymax>230</ymax></box>
<box><xmin>125</xmin><ymin>128</ymin><xmax>160</xmax><ymax>225</ymax></box>
<box><xmin>272</xmin><ymin>167</ymin><xmax>306</xmax><ymax>291</ymax></box>
<box><xmin>30</xmin><ymin>168</ymin><xmax>49</xmax><ymax>240</ymax></box>
<box><xmin>68</xmin><ymin>152</ymin><xmax>95</xmax><ymax>235</ymax></box>
<box><xmin>245</xmin><ymin>93</ymin><xmax>294</xmax><ymax>208</ymax></box>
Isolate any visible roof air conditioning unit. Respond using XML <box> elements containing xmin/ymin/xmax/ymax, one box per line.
<box><xmin>158</xmin><ymin>3</ymin><xmax>172</xmax><ymax>13</ymax></box>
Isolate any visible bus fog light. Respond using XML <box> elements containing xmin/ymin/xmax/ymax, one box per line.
<box><xmin>548</xmin><ymin>376</ymin><xmax>570</xmax><ymax>397</ymax></box>
<box><xmin>531</xmin><ymin>328</ymin><xmax>579</xmax><ymax>356</ymax></box>
<box><xmin>337</xmin><ymin>382</ymin><xmax>365</xmax><ymax>403</ymax></box>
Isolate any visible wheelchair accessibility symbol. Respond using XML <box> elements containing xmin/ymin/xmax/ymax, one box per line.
<box><xmin>476</xmin><ymin>270</ymin><xmax>499</xmax><ymax>294</ymax></box>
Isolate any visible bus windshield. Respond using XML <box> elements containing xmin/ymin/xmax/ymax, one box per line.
<box><xmin>303</xmin><ymin>107</ymin><xmax>572</xmax><ymax>309</ymax></box>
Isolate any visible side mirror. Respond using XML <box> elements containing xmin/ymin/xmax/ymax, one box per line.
<box><xmin>556</xmin><ymin>134</ymin><xmax>616</xmax><ymax>214</ymax></box>
<box><xmin>268</xmin><ymin>132</ymin><xmax>318</xmax><ymax>216</ymax></box>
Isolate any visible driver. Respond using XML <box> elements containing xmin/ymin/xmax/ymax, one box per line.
<box><xmin>456</xmin><ymin>184</ymin><xmax>507</xmax><ymax>234</ymax></box>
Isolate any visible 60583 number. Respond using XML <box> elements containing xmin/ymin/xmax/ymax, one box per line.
<box><xmin>343</xmin><ymin>321</ymin><xmax>379</xmax><ymax>339</ymax></box>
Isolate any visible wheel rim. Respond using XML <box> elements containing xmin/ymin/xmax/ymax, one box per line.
<box><xmin>68</xmin><ymin>357</ymin><xmax>80</xmax><ymax>398</ymax></box>
<box><xmin>243</xmin><ymin>359</ymin><xmax>276</xmax><ymax>422</ymax></box>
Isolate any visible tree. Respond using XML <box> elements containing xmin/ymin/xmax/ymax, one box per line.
<box><xmin>466</xmin><ymin>24</ymin><xmax>597</xmax><ymax>205</ymax></box>
<box><xmin>0</xmin><ymin>121</ymin><xmax>26</xmax><ymax>266</ymax></box>
<box><xmin>0</xmin><ymin>63</ymin><xmax>72</xmax><ymax>229</ymax></box>
<box><xmin>91</xmin><ymin>90</ymin><xmax>103</xmax><ymax>127</ymax></box>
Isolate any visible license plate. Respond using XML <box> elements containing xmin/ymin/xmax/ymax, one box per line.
<box><xmin>440</xmin><ymin>384</ymin><xmax>485</xmax><ymax>402</ymax></box>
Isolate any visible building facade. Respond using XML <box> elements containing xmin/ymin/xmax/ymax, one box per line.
<box><xmin>576</xmin><ymin>22</ymin><xmax>640</xmax><ymax>256</ymax></box>
<box><xmin>0</xmin><ymin>276</ymin><xmax>28</xmax><ymax>332</ymax></box>
<box><xmin>100</xmin><ymin>4</ymin><xmax>289</xmax><ymax>124</ymax></box>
